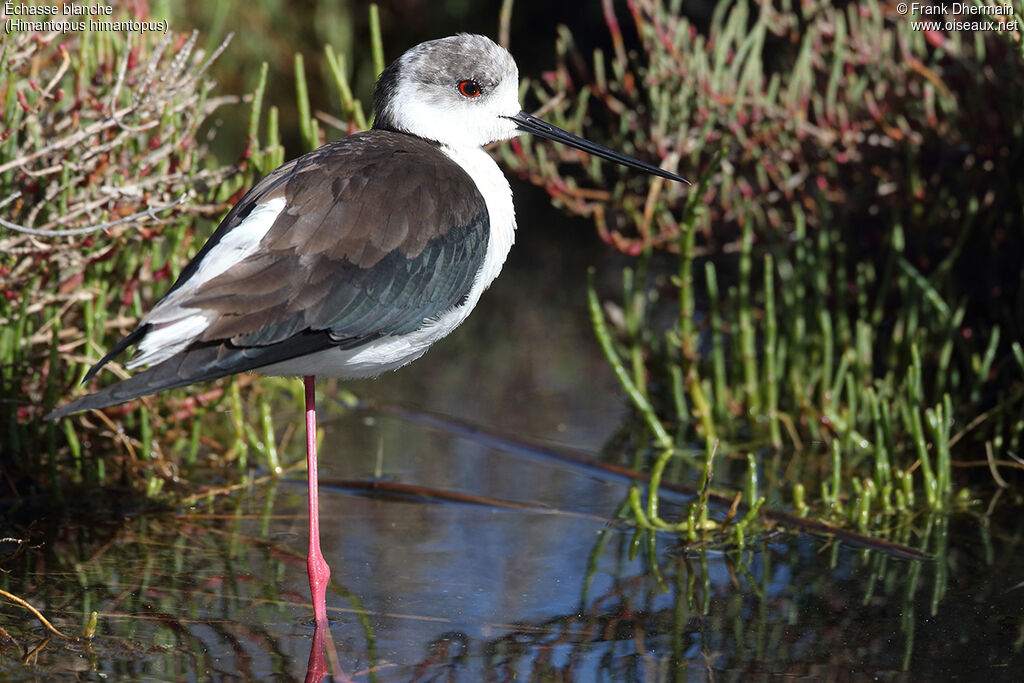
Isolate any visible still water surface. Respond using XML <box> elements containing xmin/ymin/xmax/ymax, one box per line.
<box><xmin>3</xmin><ymin>400</ymin><xmax>1022</xmax><ymax>680</ymax></box>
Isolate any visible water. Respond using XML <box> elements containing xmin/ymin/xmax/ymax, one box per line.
<box><xmin>3</xmin><ymin>401</ymin><xmax>1023</xmax><ymax>680</ymax></box>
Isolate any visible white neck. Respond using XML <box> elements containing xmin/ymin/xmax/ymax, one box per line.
<box><xmin>438</xmin><ymin>144</ymin><xmax>516</xmax><ymax>298</ymax></box>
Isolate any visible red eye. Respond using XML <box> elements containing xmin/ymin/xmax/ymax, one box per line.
<box><xmin>458</xmin><ymin>79</ymin><xmax>482</xmax><ymax>98</ymax></box>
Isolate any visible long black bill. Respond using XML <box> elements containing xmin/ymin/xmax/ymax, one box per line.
<box><xmin>509</xmin><ymin>111</ymin><xmax>690</xmax><ymax>185</ymax></box>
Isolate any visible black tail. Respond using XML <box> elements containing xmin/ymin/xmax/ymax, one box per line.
<box><xmin>82</xmin><ymin>324</ymin><xmax>151</xmax><ymax>383</ymax></box>
<box><xmin>45</xmin><ymin>331</ymin><xmax>335</xmax><ymax>420</ymax></box>
<box><xmin>46</xmin><ymin>345</ymin><xmax>239</xmax><ymax>420</ymax></box>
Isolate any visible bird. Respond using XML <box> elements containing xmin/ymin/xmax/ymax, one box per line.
<box><xmin>46</xmin><ymin>33</ymin><xmax>688</xmax><ymax>627</ymax></box>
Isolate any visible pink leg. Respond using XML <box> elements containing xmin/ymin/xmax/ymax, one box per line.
<box><xmin>304</xmin><ymin>375</ymin><xmax>331</xmax><ymax>627</ymax></box>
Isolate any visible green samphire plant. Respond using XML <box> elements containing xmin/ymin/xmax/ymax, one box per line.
<box><xmin>501</xmin><ymin>0</ymin><xmax>1024</xmax><ymax>537</ymax></box>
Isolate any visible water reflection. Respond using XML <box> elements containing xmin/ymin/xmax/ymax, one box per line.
<box><xmin>3</xmin><ymin>401</ymin><xmax>1023</xmax><ymax>680</ymax></box>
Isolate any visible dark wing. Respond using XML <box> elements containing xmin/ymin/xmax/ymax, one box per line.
<box><xmin>46</xmin><ymin>131</ymin><xmax>489</xmax><ymax>419</ymax></box>
<box><xmin>188</xmin><ymin>130</ymin><xmax>489</xmax><ymax>347</ymax></box>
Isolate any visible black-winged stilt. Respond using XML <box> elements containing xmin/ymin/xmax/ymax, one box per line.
<box><xmin>47</xmin><ymin>34</ymin><xmax>688</xmax><ymax>626</ymax></box>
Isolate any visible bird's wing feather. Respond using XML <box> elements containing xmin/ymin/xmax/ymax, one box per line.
<box><xmin>49</xmin><ymin>131</ymin><xmax>489</xmax><ymax>418</ymax></box>
<box><xmin>172</xmin><ymin>130</ymin><xmax>489</xmax><ymax>349</ymax></box>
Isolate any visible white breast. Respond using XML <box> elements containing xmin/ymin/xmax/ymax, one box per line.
<box><xmin>438</xmin><ymin>144</ymin><xmax>516</xmax><ymax>304</ymax></box>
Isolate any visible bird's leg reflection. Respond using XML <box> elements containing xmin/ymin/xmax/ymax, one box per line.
<box><xmin>305</xmin><ymin>619</ymin><xmax>348</xmax><ymax>683</ymax></box>
<box><xmin>305</xmin><ymin>620</ymin><xmax>330</xmax><ymax>683</ymax></box>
